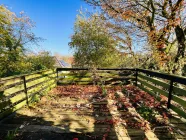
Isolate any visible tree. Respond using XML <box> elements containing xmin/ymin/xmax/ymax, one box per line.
<box><xmin>0</xmin><ymin>5</ymin><xmax>44</xmax><ymax>77</ymax></box>
<box><xmin>85</xmin><ymin>0</ymin><xmax>186</xmax><ymax>75</ymax></box>
<box><xmin>0</xmin><ymin>5</ymin><xmax>14</xmax><ymax>47</ymax></box>
<box><xmin>28</xmin><ymin>51</ymin><xmax>55</xmax><ymax>71</ymax></box>
<box><xmin>69</xmin><ymin>12</ymin><xmax>127</xmax><ymax>68</ymax></box>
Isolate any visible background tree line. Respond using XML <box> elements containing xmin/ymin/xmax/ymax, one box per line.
<box><xmin>70</xmin><ymin>0</ymin><xmax>186</xmax><ymax>76</ymax></box>
<box><xmin>1</xmin><ymin>1</ymin><xmax>186</xmax><ymax>77</ymax></box>
<box><xmin>0</xmin><ymin>5</ymin><xmax>55</xmax><ymax>77</ymax></box>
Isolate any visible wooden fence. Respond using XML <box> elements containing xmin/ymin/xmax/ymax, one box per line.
<box><xmin>0</xmin><ymin>69</ymin><xmax>56</xmax><ymax>120</ymax></box>
<box><xmin>137</xmin><ymin>68</ymin><xmax>186</xmax><ymax>119</ymax></box>
<box><xmin>56</xmin><ymin>68</ymin><xmax>136</xmax><ymax>85</ymax></box>
<box><xmin>0</xmin><ymin>67</ymin><xmax>186</xmax><ymax>120</ymax></box>
<box><xmin>57</xmin><ymin>68</ymin><xmax>186</xmax><ymax>119</ymax></box>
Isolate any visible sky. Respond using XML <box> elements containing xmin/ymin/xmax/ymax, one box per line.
<box><xmin>1</xmin><ymin>0</ymin><xmax>93</xmax><ymax>56</ymax></box>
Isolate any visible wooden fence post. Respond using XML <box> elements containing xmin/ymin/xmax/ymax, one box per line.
<box><xmin>135</xmin><ymin>69</ymin><xmax>138</xmax><ymax>86</ymax></box>
<box><xmin>22</xmin><ymin>76</ymin><xmax>29</xmax><ymax>106</ymax></box>
<box><xmin>167</xmin><ymin>79</ymin><xmax>174</xmax><ymax>109</ymax></box>
<box><xmin>56</xmin><ymin>68</ymin><xmax>59</xmax><ymax>85</ymax></box>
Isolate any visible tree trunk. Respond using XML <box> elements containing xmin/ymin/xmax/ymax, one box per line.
<box><xmin>172</xmin><ymin>25</ymin><xmax>186</xmax><ymax>75</ymax></box>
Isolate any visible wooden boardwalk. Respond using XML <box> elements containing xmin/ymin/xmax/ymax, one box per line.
<box><xmin>0</xmin><ymin>85</ymin><xmax>185</xmax><ymax>140</ymax></box>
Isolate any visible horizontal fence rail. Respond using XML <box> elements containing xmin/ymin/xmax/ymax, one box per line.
<box><xmin>137</xmin><ymin>69</ymin><xmax>186</xmax><ymax>85</ymax></box>
<box><xmin>0</xmin><ymin>69</ymin><xmax>57</xmax><ymax>120</ymax></box>
<box><xmin>56</xmin><ymin>68</ymin><xmax>136</xmax><ymax>85</ymax></box>
<box><xmin>136</xmin><ymin>68</ymin><xmax>186</xmax><ymax>119</ymax></box>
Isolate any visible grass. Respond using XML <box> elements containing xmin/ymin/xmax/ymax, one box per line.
<box><xmin>5</xmin><ymin>128</ymin><xmax>18</xmax><ymax>140</ymax></box>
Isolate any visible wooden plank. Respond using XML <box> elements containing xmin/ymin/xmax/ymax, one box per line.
<box><xmin>139</xmin><ymin>73</ymin><xmax>186</xmax><ymax>96</ymax></box>
<box><xmin>138</xmin><ymin>73</ymin><xmax>170</xmax><ymax>89</ymax></box>
<box><xmin>0</xmin><ymin>79</ymin><xmax>56</xmax><ymax>111</ymax></box>
<box><xmin>138</xmin><ymin>84</ymin><xmax>186</xmax><ymax>119</ymax></box>
<box><xmin>0</xmin><ymin>78</ymin><xmax>23</xmax><ymax>91</ymax></box>
<box><xmin>28</xmin><ymin>76</ymin><xmax>56</xmax><ymax>89</ymax></box>
<box><xmin>0</xmin><ymin>74</ymin><xmax>55</xmax><ymax>98</ymax></box>
<box><xmin>137</xmin><ymin>68</ymin><xmax>186</xmax><ymax>85</ymax></box>
<box><xmin>25</xmin><ymin>70</ymin><xmax>55</xmax><ymax>81</ymax></box>
<box><xmin>116</xmin><ymin>92</ymin><xmax>158</xmax><ymax>140</ymax></box>
<box><xmin>103</xmin><ymin>77</ymin><xmax>135</xmax><ymax>81</ymax></box>
<box><xmin>138</xmin><ymin>78</ymin><xmax>186</xmax><ymax>108</ymax></box>
<box><xmin>0</xmin><ymin>97</ymin><xmax>30</xmax><ymax>120</ymax></box>
<box><xmin>57</xmin><ymin>78</ymin><xmax>132</xmax><ymax>85</ymax></box>
<box><xmin>27</xmin><ymin>80</ymin><xmax>56</xmax><ymax>95</ymax></box>
<box><xmin>58</xmin><ymin>72</ymin><xmax>121</xmax><ymax>77</ymax></box>
<box><xmin>0</xmin><ymin>83</ymin><xmax>56</xmax><ymax>120</ymax></box>
<box><xmin>59</xmin><ymin>77</ymin><xmax>93</xmax><ymax>82</ymax></box>
<box><xmin>58</xmin><ymin>81</ymin><xmax>93</xmax><ymax>85</ymax></box>
<box><xmin>0</xmin><ymin>123</ymin><xmax>112</xmax><ymax>130</ymax></box>
<box><xmin>173</xmin><ymin>86</ymin><xmax>186</xmax><ymax>96</ymax></box>
<box><xmin>0</xmin><ymin>70</ymin><xmax>56</xmax><ymax>95</ymax></box>
<box><xmin>11</xmin><ymin>115</ymin><xmax>114</xmax><ymax>123</ymax></box>
<box><xmin>0</xmin><ymin>76</ymin><xmax>55</xmax><ymax>100</ymax></box>
<box><xmin>0</xmin><ymin>70</ymin><xmax>54</xmax><ymax>90</ymax></box>
<box><xmin>171</xmin><ymin>95</ymin><xmax>186</xmax><ymax>108</ymax></box>
<box><xmin>97</xmin><ymin>73</ymin><xmax>119</xmax><ymax>77</ymax></box>
<box><xmin>26</xmin><ymin>73</ymin><xmax>56</xmax><ymax>89</ymax></box>
<box><xmin>0</xmin><ymin>69</ymin><xmax>55</xmax><ymax>82</ymax></box>
<box><xmin>107</xmin><ymin>96</ymin><xmax>131</xmax><ymax>139</ymax></box>
<box><xmin>0</xmin><ymin>124</ymin><xmax>142</xmax><ymax>138</ymax></box>
<box><xmin>0</xmin><ymin>80</ymin><xmax>56</xmax><ymax>120</ymax></box>
<box><xmin>0</xmin><ymin>73</ymin><xmax>55</xmax><ymax>108</ymax></box>
<box><xmin>57</xmin><ymin>68</ymin><xmax>89</xmax><ymax>71</ymax></box>
<box><xmin>0</xmin><ymin>71</ymin><xmax>56</xmax><ymax>105</ymax></box>
<box><xmin>58</xmin><ymin>73</ymin><xmax>93</xmax><ymax>77</ymax></box>
<box><xmin>59</xmin><ymin>75</ymin><xmax>134</xmax><ymax>81</ymax></box>
<box><xmin>25</xmin><ymin>72</ymin><xmax>55</xmax><ymax>85</ymax></box>
<box><xmin>58</xmin><ymin>76</ymin><xmax>134</xmax><ymax>84</ymax></box>
<box><xmin>0</xmin><ymin>92</ymin><xmax>26</xmax><ymax>111</ymax></box>
<box><xmin>100</xmin><ymin>76</ymin><xmax>135</xmax><ymax>79</ymax></box>
<box><xmin>137</xmin><ymin>84</ymin><xmax>161</xmax><ymax>101</ymax></box>
<box><xmin>98</xmin><ymin>68</ymin><xmax>136</xmax><ymax>71</ymax></box>
<box><xmin>1</xmin><ymin>83</ymin><xmax>25</xmax><ymax>97</ymax></box>
<box><xmin>31</xmin><ymin>82</ymin><xmax>56</xmax><ymax>97</ymax></box>
<box><xmin>138</xmin><ymin>78</ymin><xmax>169</xmax><ymax>97</ymax></box>
<box><xmin>170</xmin><ymin>105</ymin><xmax>186</xmax><ymax>119</ymax></box>
<box><xmin>57</xmin><ymin>67</ymin><xmax>135</xmax><ymax>71</ymax></box>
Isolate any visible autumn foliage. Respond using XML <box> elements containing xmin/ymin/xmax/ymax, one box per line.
<box><xmin>84</xmin><ymin>0</ymin><xmax>186</xmax><ymax>75</ymax></box>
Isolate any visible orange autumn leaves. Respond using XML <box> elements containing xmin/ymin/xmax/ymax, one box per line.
<box><xmin>86</xmin><ymin>0</ymin><xmax>185</xmax><ymax>71</ymax></box>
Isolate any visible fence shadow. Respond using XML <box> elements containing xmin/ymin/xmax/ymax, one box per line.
<box><xmin>0</xmin><ymin>85</ymin><xmax>119</xmax><ymax>140</ymax></box>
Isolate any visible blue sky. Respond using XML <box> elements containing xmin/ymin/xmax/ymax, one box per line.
<box><xmin>1</xmin><ymin>0</ymin><xmax>93</xmax><ymax>56</ymax></box>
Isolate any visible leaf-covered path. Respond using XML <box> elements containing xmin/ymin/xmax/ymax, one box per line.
<box><xmin>0</xmin><ymin>85</ymin><xmax>185</xmax><ymax>140</ymax></box>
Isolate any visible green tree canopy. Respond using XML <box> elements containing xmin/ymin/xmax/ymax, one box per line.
<box><xmin>69</xmin><ymin>12</ymin><xmax>127</xmax><ymax>68</ymax></box>
<box><xmin>0</xmin><ymin>5</ymin><xmax>54</xmax><ymax>77</ymax></box>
